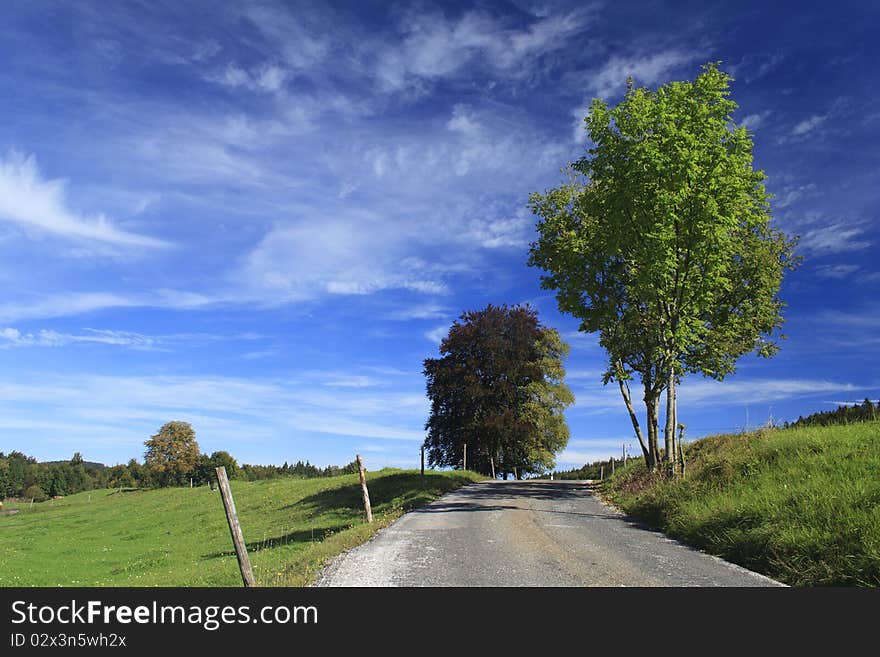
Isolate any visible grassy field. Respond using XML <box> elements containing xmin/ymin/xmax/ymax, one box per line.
<box><xmin>0</xmin><ymin>468</ymin><xmax>483</xmax><ymax>587</ymax></box>
<box><xmin>604</xmin><ymin>422</ymin><xmax>880</xmax><ymax>586</ymax></box>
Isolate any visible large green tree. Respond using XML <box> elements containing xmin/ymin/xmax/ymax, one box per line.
<box><xmin>423</xmin><ymin>304</ymin><xmax>574</xmax><ymax>478</ymax></box>
<box><xmin>144</xmin><ymin>421</ymin><xmax>201</xmax><ymax>486</ymax></box>
<box><xmin>529</xmin><ymin>63</ymin><xmax>797</xmax><ymax>474</ymax></box>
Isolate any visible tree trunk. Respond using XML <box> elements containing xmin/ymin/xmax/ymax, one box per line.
<box><xmin>490</xmin><ymin>454</ymin><xmax>496</xmax><ymax>479</ymax></box>
<box><xmin>674</xmin><ymin>386</ymin><xmax>682</xmax><ymax>476</ymax></box>
<box><xmin>618</xmin><ymin>375</ymin><xmax>650</xmax><ymax>461</ymax></box>
<box><xmin>645</xmin><ymin>396</ymin><xmax>660</xmax><ymax>471</ymax></box>
<box><xmin>664</xmin><ymin>364</ymin><xmax>676</xmax><ymax>476</ymax></box>
<box><xmin>677</xmin><ymin>422</ymin><xmax>686</xmax><ymax>476</ymax></box>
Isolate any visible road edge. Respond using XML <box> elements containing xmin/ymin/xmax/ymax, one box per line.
<box><xmin>311</xmin><ymin>480</ymin><xmax>488</xmax><ymax>587</ymax></box>
<box><xmin>589</xmin><ymin>480</ymin><xmax>788</xmax><ymax>587</ymax></box>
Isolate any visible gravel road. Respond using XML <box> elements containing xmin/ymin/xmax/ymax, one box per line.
<box><xmin>316</xmin><ymin>479</ymin><xmax>783</xmax><ymax>587</ymax></box>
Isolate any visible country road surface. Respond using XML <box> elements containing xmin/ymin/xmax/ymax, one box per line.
<box><xmin>316</xmin><ymin>480</ymin><xmax>783</xmax><ymax>587</ymax></box>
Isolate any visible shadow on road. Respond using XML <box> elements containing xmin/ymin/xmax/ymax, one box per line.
<box><xmin>414</xmin><ymin>501</ymin><xmax>520</xmax><ymax>513</ymax></box>
<box><xmin>454</xmin><ymin>480</ymin><xmax>596</xmax><ymax>501</ymax></box>
<box><xmin>409</xmin><ymin>480</ymin><xmax>623</xmax><ymax>520</ymax></box>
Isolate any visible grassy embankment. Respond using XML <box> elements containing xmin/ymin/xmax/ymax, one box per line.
<box><xmin>603</xmin><ymin>421</ymin><xmax>880</xmax><ymax>586</ymax></box>
<box><xmin>0</xmin><ymin>469</ymin><xmax>483</xmax><ymax>587</ymax></box>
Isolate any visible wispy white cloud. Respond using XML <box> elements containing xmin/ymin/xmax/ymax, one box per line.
<box><xmin>387</xmin><ymin>303</ymin><xmax>452</xmax><ymax>321</ymax></box>
<box><xmin>0</xmin><ymin>151</ymin><xmax>171</xmax><ymax>249</ymax></box>
<box><xmin>190</xmin><ymin>39</ymin><xmax>221</xmax><ymax>62</ymax></box>
<box><xmin>773</xmin><ymin>182</ymin><xmax>817</xmax><ymax>208</ymax></box>
<box><xmin>373</xmin><ymin>8</ymin><xmax>590</xmax><ymax>92</ymax></box>
<box><xmin>588</xmin><ymin>49</ymin><xmax>695</xmax><ymax>101</ymax></box>
<box><xmin>0</xmin><ymin>293</ymin><xmax>141</xmax><ymax>323</ymax></box>
<box><xmin>815</xmin><ymin>305</ymin><xmax>880</xmax><ymax>330</ymax></box>
<box><xmin>240</xmin><ymin>4</ymin><xmax>331</xmax><ymax>72</ymax></box>
<box><xmin>569</xmin><ymin>49</ymin><xmax>697</xmax><ymax>142</ymax></box>
<box><xmin>0</xmin><ymin>326</ymin><xmax>259</xmax><ymax>350</ymax></box>
<box><xmin>570</xmin><ymin>377</ymin><xmax>865</xmax><ymax>413</ymax></box>
<box><xmin>791</xmin><ymin>114</ymin><xmax>827</xmax><ymax>136</ymax></box>
<box><xmin>740</xmin><ymin>110</ymin><xmax>771</xmax><ymax>131</ymax></box>
<box><xmin>0</xmin><ymin>327</ymin><xmax>155</xmax><ymax>349</ymax></box>
<box><xmin>677</xmin><ymin>378</ymin><xmax>864</xmax><ymax>406</ymax></box>
<box><xmin>322</xmin><ymin>375</ymin><xmax>382</xmax><ymax>389</ymax></box>
<box><xmin>425</xmin><ymin>325</ymin><xmax>449</xmax><ymax>344</ymax></box>
<box><xmin>814</xmin><ymin>264</ymin><xmax>860</xmax><ymax>279</ymax></box>
<box><xmin>728</xmin><ymin>53</ymin><xmax>784</xmax><ymax>84</ymax></box>
<box><xmin>797</xmin><ymin>221</ymin><xmax>870</xmax><ymax>255</ymax></box>
<box><xmin>238</xmin><ymin>216</ymin><xmax>451</xmax><ymax>302</ymax></box>
<box><xmin>0</xmin><ymin>290</ymin><xmax>219</xmax><ymax>323</ymax></box>
<box><xmin>206</xmin><ymin>62</ymin><xmax>287</xmax><ymax>93</ymax></box>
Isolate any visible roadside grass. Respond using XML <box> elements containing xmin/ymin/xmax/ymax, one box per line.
<box><xmin>604</xmin><ymin>422</ymin><xmax>880</xmax><ymax>586</ymax></box>
<box><xmin>0</xmin><ymin>469</ymin><xmax>483</xmax><ymax>587</ymax></box>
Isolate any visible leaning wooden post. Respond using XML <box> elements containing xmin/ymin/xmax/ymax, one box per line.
<box><xmin>215</xmin><ymin>466</ymin><xmax>256</xmax><ymax>587</ymax></box>
<box><xmin>356</xmin><ymin>454</ymin><xmax>373</xmax><ymax>523</ymax></box>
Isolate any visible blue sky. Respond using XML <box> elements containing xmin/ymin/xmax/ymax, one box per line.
<box><xmin>1</xmin><ymin>1</ymin><xmax>878</xmax><ymax>470</ymax></box>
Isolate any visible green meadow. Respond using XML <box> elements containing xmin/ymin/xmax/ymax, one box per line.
<box><xmin>0</xmin><ymin>469</ymin><xmax>482</xmax><ymax>587</ymax></box>
<box><xmin>605</xmin><ymin>422</ymin><xmax>880</xmax><ymax>586</ymax></box>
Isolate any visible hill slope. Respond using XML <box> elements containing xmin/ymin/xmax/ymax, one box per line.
<box><xmin>0</xmin><ymin>469</ymin><xmax>481</xmax><ymax>586</ymax></box>
<box><xmin>604</xmin><ymin>422</ymin><xmax>880</xmax><ymax>586</ymax></box>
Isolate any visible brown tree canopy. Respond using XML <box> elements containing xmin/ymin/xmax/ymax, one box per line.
<box><xmin>144</xmin><ymin>421</ymin><xmax>201</xmax><ymax>486</ymax></box>
<box><xmin>423</xmin><ymin>304</ymin><xmax>574</xmax><ymax>478</ymax></box>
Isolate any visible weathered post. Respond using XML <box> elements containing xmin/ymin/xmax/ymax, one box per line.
<box><xmin>215</xmin><ymin>466</ymin><xmax>256</xmax><ymax>587</ymax></box>
<box><xmin>463</xmin><ymin>443</ymin><xmax>467</xmax><ymax>472</ymax></box>
<box><xmin>611</xmin><ymin>458</ymin><xmax>615</xmax><ymax>475</ymax></box>
<box><xmin>356</xmin><ymin>454</ymin><xmax>373</xmax><ymax>523</ymax></box>
<box><xmin>420</xmin><ymin>445</ymin><xmax>425</xmax><ymax>484</ymax></box>
<box><xmin>600</xmin><ymin>464</ymin><xmax>604</xmax><ymax>480</ymax></box>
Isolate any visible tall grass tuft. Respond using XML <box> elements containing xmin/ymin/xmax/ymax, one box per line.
<box><xmin>605</xmin><ymin>422</ymin><xmax>880</xmax><ymax>586</ymax></box>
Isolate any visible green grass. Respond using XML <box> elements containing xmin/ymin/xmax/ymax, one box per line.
<box><xmin>0</xmin><ymin>469</ymin><xmax>483</xmax><ymax>587</ymax></box>
<box><xmin>604</xmin><ymin>422</ymin><xmax>880</xmax><ymax>586</ymax></box>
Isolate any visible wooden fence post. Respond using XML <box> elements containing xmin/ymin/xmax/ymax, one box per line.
<box><xmin>420</xmin><ymin>446</ymin><xmax>425</xmax><ymax>483</ymax></box>
<box><xmin>600</xmin><ymin>465</ymin><xmax>604</xmax><ymax>480</ymax></box>
<box><xmin>463</xmin><ymin>443</ymin><xmax>467</xmax><ymax>472</ymax></box>
<box><xmin>356</xmin><ymin>454</ymin><xmax>373</xmax><ymax>523</ymax></box>
<box><xmin>611</xmin><ymin>458</ymin><xmax>615</xmax><ymax>475</ymax></box>
<box><xmin>215</xmin><ymin>466</ymin><xmax>256</xmax><ymax>587</ymax></box>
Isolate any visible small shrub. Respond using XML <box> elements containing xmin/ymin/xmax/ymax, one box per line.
<box><xmin>22</xmin><ymin>485</ymin><xmax>48</xmax><ymax>503</ymax></box>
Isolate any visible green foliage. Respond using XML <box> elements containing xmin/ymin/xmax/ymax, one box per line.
<box><xmin>22</xmin><ymin>485</ymin><xmax>48</xmax><ymax>502</ymax></box>
<box><xmin>605</xmin><ymin>422</ymin><xmax>880</xmax><ymax>586</ymax></box>
<box><xmin>529</xmin><ymin>63</ymin><xmax>797</xmax><ymax>471</ymax></box>
<box><xmin>423</xmin><ymin>304</ymin><xmax>574</xmax><ymax>477</ymax></box>
<box><xmin>0</xmin><ymin>469</ymin><xmax>483</xmax><ymax>586</ymax></box>
<box><xmin>787</xmin><ymin>398</ymin><xmax>879</xmax><ymax>428</ymax></box>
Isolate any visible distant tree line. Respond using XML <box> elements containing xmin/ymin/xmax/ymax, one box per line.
<box><xmin>547</xmin><ymin>456</ymin><xmax>628</xmax><ymax>481</ymax></box>
<box><xmin>785</xmin><ymin>399</ymin><xmax>879</xmax><ymax>429</ymax></box>
<box><xmin>1</xmin><ymin>421</ymin><xmax>360</xmax><ymax>501</ymax></box>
